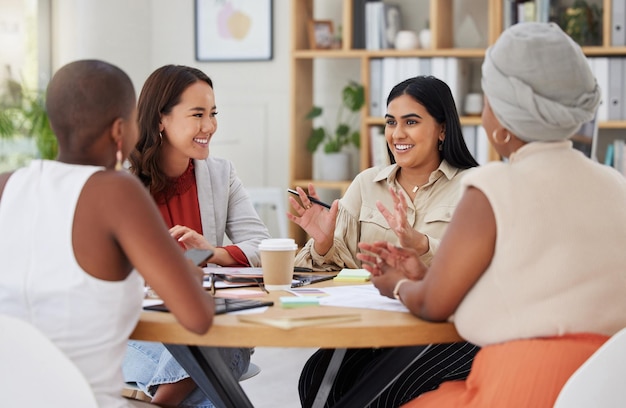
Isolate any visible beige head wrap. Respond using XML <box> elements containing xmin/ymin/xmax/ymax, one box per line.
<box><xmin>482</xmin><ymin>22</ymin><xmax>600</xmax><ymax>142</ymax></box>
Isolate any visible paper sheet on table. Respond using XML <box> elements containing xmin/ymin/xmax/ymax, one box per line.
<box><xmin>318</xmin><ymin>284</ymin><xmax>409</xmax><ymax>312</ymax></box>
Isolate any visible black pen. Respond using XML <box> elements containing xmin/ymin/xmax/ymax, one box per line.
<box><xmin>287</xmin><ymin>188</ymin><xmax>331</xmax><ymax>209</ymax></box>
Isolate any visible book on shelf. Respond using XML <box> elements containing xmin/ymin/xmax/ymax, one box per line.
<box><xmin>504</xmin><ymin>0</ymin><xmax>550</xmax><ymax>26</ymax></box>
<box><xmin>365</xmin><ymin>2</ymin><xmax>401</xmax><ymax>50</ymax></box>
<box><xmin>351</xmin><ymin>0</ymin><xmax>368</xmax><ymax>49</ymax></box>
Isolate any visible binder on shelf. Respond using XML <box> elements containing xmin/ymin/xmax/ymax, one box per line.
<box><xmin>398</xmin><ymin>57</ymin><xmax>420</xmax><ymax>82</ymax></box>
<box><xmin>591</xmin><ymin>57</ymin><xmax>609</xmax><ymax>122</ymax></box>
<box><xmin>604</xmin><ymin>142</ymin><xmax>614</xmax><ymax>167</ymax></box>
<box><xmin>365</xmin><ymin>1</ymin><xmax>383</xmax><ymax>50</ymax></box>
<box><xmin>607</xmin><ymin>58</ymin><xmax>623</xmax><ymax>120</ymax></box>
<box><xmin>369</xmin><ymin>59</ymin><xmax>383</xmax><ymax>117</ymax></box>
<box><xmin>352</xmin><ymin>0</ymin><xmax>368</xmax><ymax>49</ymax></box>
<box><xmin>517</xmin><ymin>1</ymin><xmax>536</xmax><ymax>23</ymax></box>
<box><xmin>431</xmin><ymin>57</ymin><xmax>447</xmax><ymax>82</ymax></box>
<box><xmin>475</xmin><ymin>126</ymin><xmax>490</xmax><ymax>166</ymax></box>
<box><xmin>621</xmin><ymin>58</ymin><xmax>626</xmax><ymax>121</ymax></box>
<box><xmin>380</xmin><ymin>57</ymin><xmax>399</xmax><ymax>115</ymax></box>
<box><xmin>446</xmin><ymin>58</ymin><xmax>470</xmax><ymax>115</ymax></box>
<box><xmin>462</xmin><ymin>126</ymin><xmax>477</xmax><ymax>161</ymax></box>
<box><xmin>418</xmin><ymin>58</ymin><xmax>432</xmax><ymax>77</ymax></box>
<box><xmin>370</xmin><ymin>126</ymin><xmax>390</xmax><ymax>167</ymax></box>
<box><xmin>503</xmin><ymin>0</ymin><xmax>519</xmax><ymax>28</ymax></box>
<box><xmin>534</xmin><ymin>0</ymin><xmax>547</xmax><ymax>22</ymax></box>
<box><xmin>612</xmin><ymin>0</ymin><xmax>626</xmax><ymax>46</ymax></box>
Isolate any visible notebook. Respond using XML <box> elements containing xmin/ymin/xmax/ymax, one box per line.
<box><xmin>144</xmin><ymin>298</ymin><xmax>274</xmax><ymax>315</ymax></box>
<box><xmin>203</xmin><ymin>267</ymin><xmax>337</xmax><ymax>290</ymax></box>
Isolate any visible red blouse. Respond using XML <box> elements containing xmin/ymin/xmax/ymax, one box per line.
<box><xmin>153</xmin><ymin>160</ymin><xmax>249</xmax><ymax>266</ymax></box>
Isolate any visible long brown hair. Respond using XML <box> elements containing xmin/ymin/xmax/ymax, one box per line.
<box><xmin>128</xmin><ymin>65</ymin><xmax>213</xmax><ymax>194</ymax></box>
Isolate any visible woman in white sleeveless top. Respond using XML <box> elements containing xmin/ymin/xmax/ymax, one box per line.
<box><xmin>0</xmin><ymin>59</ymin><xmax>214</xmax><ymax>408</ymax></box>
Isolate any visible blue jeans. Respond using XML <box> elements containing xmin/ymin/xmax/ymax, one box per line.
<box><xmin>123</xmin><ymin>341</ymin><xmax>250</xmax><ymax>408</ymax></box>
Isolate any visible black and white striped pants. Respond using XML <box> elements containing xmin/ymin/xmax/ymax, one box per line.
<box><xmin>298</xmin><ymin>342</ymin><xmax>479</xmax><ymax>408</ymax></box>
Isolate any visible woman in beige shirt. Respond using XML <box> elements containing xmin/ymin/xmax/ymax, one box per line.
<box><xmin>290</xmin><ymin>76</ymin><xmax>480</xmax><ymax>407</ymax></box>
<box><xmin>360</xmin><ymin>23</ymin><xmax>626</xmax><ymax>407</ymax></box>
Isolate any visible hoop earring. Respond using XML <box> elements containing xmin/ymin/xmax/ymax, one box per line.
<box><xmin>491</xmin><ymin>129</ymin><xmax>511</xmax><ymax>145</ymax></box>
<box><xmin>115</xmin><ymin>141</ymin><xmax>123</xmax><ymax>171</ymax></box>
<box><xmin>159</xmin><ymin>132</ymin><xmax>163</xmax><ymax>145</ymax></box>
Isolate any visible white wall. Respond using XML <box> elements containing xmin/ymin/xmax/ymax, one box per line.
<box><xmin>50</xmin><ymin>0</ymin><xmax>293</xmax><ymax>190</ymax></box>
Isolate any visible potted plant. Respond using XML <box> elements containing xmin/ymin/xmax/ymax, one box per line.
<box><xmin>305</xmin><ymin>81</ymin><xmax>364</xmax><ymax>181</ymax></box>
<box><xmin>0</xmin><ymin>87</ymin><xmax>57</xmax><ymax>160</ymax></box>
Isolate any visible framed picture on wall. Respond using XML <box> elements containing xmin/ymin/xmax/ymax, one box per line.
<box><xmin>308</xmin><ymin>20</ymin><xmax>334</xmax><ymax>49</ymax></box>
<box><xmin>195</xmin><ymin>0</ymin><xmax>273</xmax><ymax>61</ymax></box>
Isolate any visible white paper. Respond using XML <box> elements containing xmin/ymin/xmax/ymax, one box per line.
<box><xmin>318</xmin><ymin>284</ymin><xmax>409</xmax><ymax>313</ymax></box>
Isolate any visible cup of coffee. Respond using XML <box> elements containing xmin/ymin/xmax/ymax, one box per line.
<box><xmin>259</xmin><ymin>238</ymin><xmax>298</xmax><ymax>291</ymax></box>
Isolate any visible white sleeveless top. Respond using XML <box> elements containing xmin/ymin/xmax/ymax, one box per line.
<box><xmin>0</xmin><ymin>160</ymin><xmax>144</xmax><ymax>408</ymax></box>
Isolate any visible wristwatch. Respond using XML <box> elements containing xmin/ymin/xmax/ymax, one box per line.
<box><xmin>393</xmin><ymin>278</ymin><xmax>411</xmax><ymax>302</ymax></box>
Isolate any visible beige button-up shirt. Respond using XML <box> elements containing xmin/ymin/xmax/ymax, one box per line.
<box><xmin>295</xmin><ymin>160</ymin><xmax>471</xmax><ymax>271</ymax></box>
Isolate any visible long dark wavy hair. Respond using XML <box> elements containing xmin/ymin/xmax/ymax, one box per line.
<box><xmin>386</xmin><ymin>76</ymin><xmax>479</xmax><ymax>169</ymax></box>
<box><xmin>128</xmin><ymin>65</ymin><xmax>213</xmax><ymax>194</ymax></box>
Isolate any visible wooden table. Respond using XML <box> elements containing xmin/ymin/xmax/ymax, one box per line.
<box><xmin>130</xmin><ymin>282</ymin><xmax>461</xmax><ymax>408</ymax></box>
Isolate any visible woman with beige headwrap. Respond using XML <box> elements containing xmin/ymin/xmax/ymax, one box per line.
<box><xmin>357</xmin><ymin>22</ymin><xmax>626</xmax><ymax>407</ymax></box>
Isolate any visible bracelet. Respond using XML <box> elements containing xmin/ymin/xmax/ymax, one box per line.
<box><xmin>393</xmin><ymin>278</ymin><xmax>411</xmax><ymax>303</ymax></box>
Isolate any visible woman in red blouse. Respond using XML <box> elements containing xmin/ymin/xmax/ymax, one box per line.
<box><xmin>124</xmin><ymin>65</ymin><xmax>270</xmax><ymax>407</ymax></box>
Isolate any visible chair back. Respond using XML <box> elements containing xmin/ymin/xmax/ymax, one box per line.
<box><xmin>0</xmin><ymin>314</ymin><xmax>98</xmax><ymax>407</ymax></box>
<box><xmin>246</xmin><ymin>187</ymin><xmax>288</xmax><ymax>238</ymax></box>
<box><xmin>553</xmin><ymin>328</ymin><xmax>626</xmax><ymax>408</ymax></box>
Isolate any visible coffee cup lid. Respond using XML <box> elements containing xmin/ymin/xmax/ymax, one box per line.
<box><xmin>258</xmin><ymin>238</ymin><xmax>297</xmax><ymax>251</ymax></box>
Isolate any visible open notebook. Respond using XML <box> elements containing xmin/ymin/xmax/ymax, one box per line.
<box><xmin>144</xmin><ymin>298</ymin><xmax>274</xmax><ymax>315</ymax></box>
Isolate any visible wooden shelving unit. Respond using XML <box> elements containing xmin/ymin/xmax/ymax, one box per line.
<box><xmin>289</xmin><ymin>0</ymin><xmax>624</xmax><ymax>246</ymax></box>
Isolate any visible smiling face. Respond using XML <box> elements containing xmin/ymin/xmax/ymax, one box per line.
<box><xmin>159</xmin><ymin>81</ymin><xmax>217</xmax><ymax>175</ymax></box>
<box><xmin>385</xmin><ymin>94</ymin><xmax>444</xmax><ymax>171</ymax></box>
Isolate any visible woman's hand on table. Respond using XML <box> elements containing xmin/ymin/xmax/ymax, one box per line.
<box><xmin>358</xmin><ymin>241</ymin><xmax>426</xmax><ymax>298</ymax></box>
<box><xmin>169</xmin><ymin>225</ymin><xmax>214</xmax><ymax>251</ymax></box>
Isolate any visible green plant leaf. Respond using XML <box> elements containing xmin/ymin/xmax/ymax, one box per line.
<box><xmin>305</xmin><ymin>81</ymin><xmax>364</xmax><ymax>153</ymax></box>
<box><xmin>0</xmin><ymin>109</ymin><xmax>17</xmax><ymax>138</ymax></box>
<box><xmin>306</xmin><ymin>127</ymin><xmax>326</xmax><ymax>152</ymax></box>
<box><xmin>350</xmin><ymin>130</ymin><xmax>361</xmax><ymax>148</ymax></box>
<box><xmin>342</xmin><ymin>82</ymin><xmax>365</xmax><ymax>112</ymax></box>
<box><xmin>323</xmin><ymin>139</ymin><xmax>341</xmax><ymax>153</ymax></box>
<box><xmin>305</xmin><ymin>106</ymin><xmax>323</xmax><ymax>120</ymax></box>
<box><xmin>335</xmin><ymin>123</ymin><xmax>350</xmax><ymax>137</ymax></box>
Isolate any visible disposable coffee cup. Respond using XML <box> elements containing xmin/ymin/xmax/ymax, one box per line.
<box><xmin>259</xmin><ymin>238</ymin><xmax>298</xmax><ymax>291</ymax></box>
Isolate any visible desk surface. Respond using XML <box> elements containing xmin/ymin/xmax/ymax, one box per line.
<box><xmin>131</xmin><ymin>281</ymin><xmax>462</xmax><ymax>348</ymax></box>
